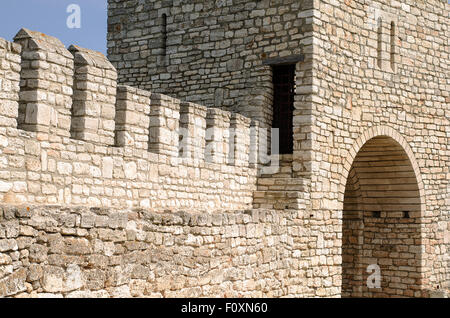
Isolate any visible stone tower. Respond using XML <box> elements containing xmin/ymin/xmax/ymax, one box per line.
<box><xmin>107</xmin><ymin>0</ymin><xmax>449</xmax><ymax>297</ymax></box>
<box><xmin>0</xmin><ymin>0</ymin><xmax>447</xmax><ymax>298</ymax></box>
<box><xmin>107</xmin><ymin>0</ymin><xmax>312</xmax><ymax>130</ymax></box>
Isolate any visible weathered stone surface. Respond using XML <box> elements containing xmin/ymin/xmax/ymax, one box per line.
<box><xmin>42</xmin><ymin>264</ymin><xmax>83</xmax><ymax>293</ymax></box>
<box><xmin>0</xmin><ymin>30</ymin><xmax>258</xmax><ymax>212</ymax></box>
<box><xmin>107</xmin><ymin>0</ymin><xmax>449</xmax><ymax>298</ymax></box>
<box><xmin>0</xmin><ymin>206</ymin><xmax>307</xmax><ymax>298</ymax></box>
<box><xmin>0</xmin><ymin>268</ymin><xmax>26</xmax><ymax>297</ymax></box>
<box><xmin>0</xmin><ymin>0</ymin><xmax>447</xmax><ymax>300</ymax></box>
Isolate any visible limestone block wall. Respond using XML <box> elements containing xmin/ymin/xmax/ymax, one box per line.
<box><xmin>310</xmin><ymin>0</ymin><xmax>449</xmax><ymax>296</ymax></box>
<box><xmin>0</xmin><ymin>205</ymin><xmax>312</xmax><ymax>298</ymax></box>
<box><xmin>14</xmin><ymin>29</ymin><xmax>74</xmax><ymax>138</ymax></box>
<box><xmin>0</xmin><ymin>38</ymin><xmax>21</xmax><ymax>129</ymax></box>
<box><xmin>343</xmin><ymin>211</ymin><xmax>422</xmax><ymax>297</ymax></box>
<box><xmin>69</xmin><ymin>45</ymin><xmax>117</xmax><ymax>146</ymax></box>
<box><xmin>0</xmin><ymin>29</ymin><xmax>260</xmax><ymax>211</ymax></box>
<box><xmin>107</xmin><ymin>0</ymin><xmax>314</xmax><ymax>128</ymax></box>
<box><xmin>115</xmin><ymin>86</ymin><xmax>151</xmax><ymax>150</ymax></box>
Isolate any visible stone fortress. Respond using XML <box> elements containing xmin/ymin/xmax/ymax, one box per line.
<box><xmin>0</xmin><ymin>0</ymin><xmax>448</xmax><ymax>298</ymax></box>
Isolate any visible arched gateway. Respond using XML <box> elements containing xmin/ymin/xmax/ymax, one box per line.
<box><xmin>340</xmin><ymin>126</ymin><xmax>426</xmax><ymax>297</ymax></box>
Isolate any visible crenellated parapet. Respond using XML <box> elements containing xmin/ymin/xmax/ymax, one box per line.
<box><xmin>229</xmin><ymin>113</ymin><xmax>251</xmax><ymax>167</ymax></box>
<box><xmin>14</xmin><ymin>29</ymin><xmax>74</xmax><ymax>138</ymax></box>
<box><xmin>148</xmin><ymin>93</ymin><xmax>181</xmax><ymax>157</ymax></box>
<box><xmin>205</xmin><ymin>108</ymin><xmax>231</xmax><ymax>165</ymax></box>
<box><xmin>179</xmin><ymin>102</ymin><xmax>207</xmax><ymax>162</ymax></box>
<box><xmin>69</xmin><ymin>45</ymin><xmax>117</xmax><ymax>146</ymax></box>
<box><xmin>0</xmin><ymin>29</ymin><xmax>265</xmax><ymax>167</ymax></box>
<box><xmin>0</xmin><ymin>29</ymin><xmax>266</xmax><ymax>210</ymax></box>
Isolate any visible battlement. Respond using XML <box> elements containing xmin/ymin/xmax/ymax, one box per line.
<box><xmin>1</xmin><ymin>28</ymin><xmax>262</xmax><ymax>164</ymax></box>
<box><xmin>0</xmin><ymin>0</ymin><xmax>448</xmax><ymax>299</ymax></box>
<box><xmin>0</xmin><ymin>29</ymin><xmax>265</xmax><ymax>210</ymax></box>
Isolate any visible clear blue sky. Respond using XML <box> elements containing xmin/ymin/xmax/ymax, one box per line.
<box><xmin>0</xmin><ymin>0</ymin><xmax>107</xmax><ymax>54</ymax></box>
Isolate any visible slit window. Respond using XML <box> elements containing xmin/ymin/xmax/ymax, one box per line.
<box><xmin>377</xmin><ymin>18</ymin><xmax>382</xmax><ymax>69</ymax></box>
<box><xmin>162</xmin><ymin>14</ymin><xmax>167</xmax><ymax>56</ymax></box>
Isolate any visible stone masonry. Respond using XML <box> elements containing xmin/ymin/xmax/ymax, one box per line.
<box><xmin>0</xmin><ymin>205</ymin><xmax>306</xmax><ymax>298</ymax></box>
<box><xmin>107</xmin><ymin>0</ymin><xmax>314</xmax><ymax>129</ymax></box>
<box><xmin>107</xmin><ymin>0</ymin><xmax>449</xmax><ymax>297</ymax></box>
<box><xmin>0</xmin><ymin>30</ymin><xmax>258</xmax><ymax>211</ymax></box>
<box><xmin>0</xmin><ymin>0</ymin><xmax>449</xmax><ymax>298</ymax></box>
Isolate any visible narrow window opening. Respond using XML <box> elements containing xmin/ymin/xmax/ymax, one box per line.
<box><xmin>403</xmin><ymin>211</ymin><xmax>410</xmax><ymax>219</ymax></box>
<box><xmin>390</xmin><ymin>21</ymin><xmax>396</xmax><ymax>71</ymax></box>
<box><xmin>162</xmin><ymin>13</ymin><xmax>168</xmax><ymax>57</ymax></box>
<box><xmin>272</xmin><ymin>64</ymin><xmax>295</xmax><ymax>155</ymax></box>
<box><xmin>377</xmin><ymin>18</ymin><xmax>383</xmax><ymax>69</ymax></box>
<box><xmin>372</xmin><ymin>211</ymin><xmax>381</xmax><ymax>218</ymax></box>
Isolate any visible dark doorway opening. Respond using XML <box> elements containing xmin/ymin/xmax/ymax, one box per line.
<box><xmin>272</xmin><ymin>64</ymin><xmax>295</xmax><ymax>154</ymax></box>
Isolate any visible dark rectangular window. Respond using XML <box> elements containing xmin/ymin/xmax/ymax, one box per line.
<box><xmin>272</xmin><ymin>64</ymin><xmax>295</xmax><ymax>155</ymax></box>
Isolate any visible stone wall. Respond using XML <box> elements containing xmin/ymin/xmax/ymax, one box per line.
<box><xmin>0</xmin><ymin>38</ymin><xmax>21</xmax><ymax>129</ymax></box>
<box><xmin>311</xmin><ymin>0</ymin><xmax>449</xmax><ymax>294</ymax></box>
<box><xmin>106</xmin><ymin>0</ymin><xmax>449</xmax><ymax>298</ymax></box>
<box><xmin>107</xmin><ymin>0</ymin><xmax>314</xmax><ymax>128</ymax></box>
<box><xmin>0</xmin><ymin>205</ymin><xmax>312</xmax><ymax>298</ymax></box>
<box><xmin>0</xmin><ymin>0</ymin><xmax>448</xmax><ymax>298</ymax></box>
<box><xmin>0</xmin><ymin>29</ymin><xmax>260</xmax><ymax>211</ymax></box>
<box><xmin>106</xmin><ymin>0</ymin><xmax>317</xmax><ymax>214</ymax></box>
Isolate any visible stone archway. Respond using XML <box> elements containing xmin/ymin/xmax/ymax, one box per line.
<box><xmin>340</xmin><ymin>126</ymin><xmax>425</xmax><ymax>298</ymax></box>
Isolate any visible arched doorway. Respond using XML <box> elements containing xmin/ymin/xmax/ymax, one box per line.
<box><xmin>341</xmin><ymin>129</ymin><xmax>425</xmax><ymax>298</ymax></box>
